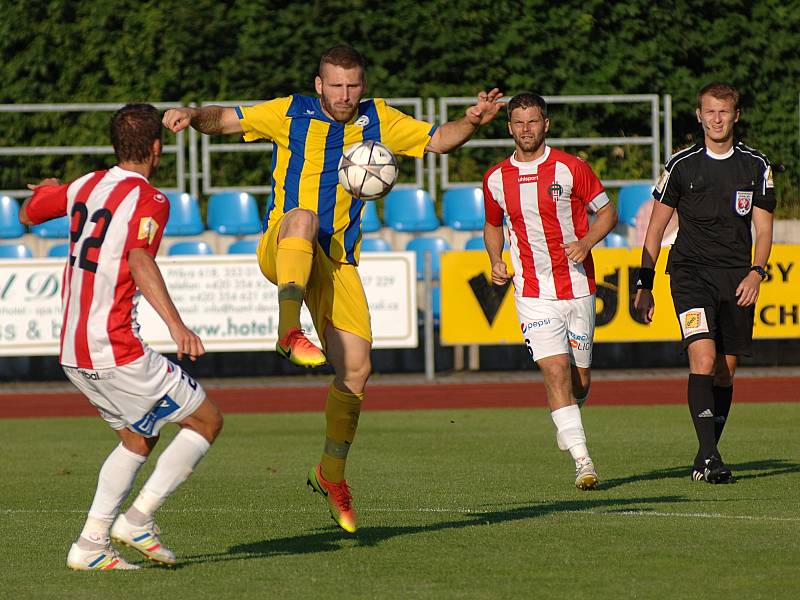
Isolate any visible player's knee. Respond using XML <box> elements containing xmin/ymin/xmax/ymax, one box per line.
<box><xmin>538</xmin><ymin>359</ymin><xmax>567</xmax><ymax>381</ymax></box>
<box><xmin>691</xmin><ymin>356</ymin><xmax>716</xmax><ymax>375</ymax></box>
<box><xmin>284</xmin><ymin>208</ymin><xmax>319</xmax><ymax>237</ymax></box>
<box><xmin>201</xmin><ymin>403</ymin><xmax>224</xmax><ymax>443</ymax></box>
<box><xmin>338</xmin><ymin>360</ymin><xmax>371</xmax><ymax>393</ymax></box>
<box><xmin>120</xmin><ymin>432</ymin><xmax>157</xmax><ymax>457</ymax></box>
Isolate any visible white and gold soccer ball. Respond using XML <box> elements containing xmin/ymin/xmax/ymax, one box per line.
<box><xmin>337</xmin><ymin>140</ymin><xmax>398</xmax><ymax>200</ymax></box>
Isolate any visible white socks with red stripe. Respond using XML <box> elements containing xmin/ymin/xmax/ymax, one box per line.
<box><xmin>551</xmin><ymin>404</ymin><xmax>590</xmax><ymax>460</ymax></box>
<box><xmin>78</xmin><ymin>443</ymin><xmax>147</xmax><ymax>550</ymax></box>
<box><xmin>124</xmin><ymin>428</ymin><xmax>211</xmax><ymax>526</ymax></box>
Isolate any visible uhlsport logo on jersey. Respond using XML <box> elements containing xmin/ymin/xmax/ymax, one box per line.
<box><xmin>548</xmin><ymin>182</ymin><xmax>563</xmax><ymax>202</ymax></box>
<box><xmin>518</xmin><ymin>174</ymin><xmax>538</xmax><ymax>184</ymax></box>
<box><xmin>734</xmin><ymin>191</ymin><xmax>753</xmax><ymax>216</ymax></box>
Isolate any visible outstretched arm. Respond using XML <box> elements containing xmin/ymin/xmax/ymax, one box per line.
<box><xmin>427</xmin><ymin>88</ymin><xmax>503</xmax><ymax>154</ymax></box>
<box><xmin>162</xmin><ymin>106</ymin><xmax>243</xmax><ymax>136</ymax></box>
<box><xmin>128</xmin><ymin>248</ymin><xmax>205</xmax><ymax>361</ymax></box>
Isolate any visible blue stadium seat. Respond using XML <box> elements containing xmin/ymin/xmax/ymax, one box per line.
<box><xmin>406</xmin><ymin>236</ymin><xmax>450</xmax><ymax>280</ymax></box>
<box><xmin>361</xmin><ymin>200</ymin><xmax>381</xmax><ymax>233</ymax></box>
<box><xmin>0</xmin><ymin>243</ymin><xmax>33</xmax><ymax>259</ymax></box>
<box><xmin>168</xmin><ymin>240</ymin><xmax>214</xmax><ymax>256</ymax></box>
<box><xmin>442</xmin><ymin>187</ymin><xmax>485</xmax><ymax>231</ymax></box>
<box><xmin>0</xmin><ymin>196</ymin><xmax>25</xmax><ymax>238</ymax></box>
<box><xmin>617</xmin><ymin>184</ymin><xmax>654</xmax><ymax>227</ymax></box>
<box><xmin>30</xmin><ymin>214</ymin><xmax>70</xmax><ymax>239</ymax></box>
<box><xmin>604</xmin><ymin>231</ymin><xmax>629</xmax><ymax>248</ymax></box>
<box><xmin>361</xmin><ymin>237</ymin><xmax>391</xmax><ymax>252</ymax></box>
<box><xmin>383</xmin><ymin>189</ymin><xmax>440</xmax><ymax>232</ymax></box>
<box><xmin>47</xmin><ymin>242</ymin><xmax>71</xmax><ymax>257</ymax></box>
<box><xmin>227</xmin><ymin>239</ymin><xmax>259</xmax><ymax>254</ymax></box>
<box><xmin>464</xmin><ymin>236</ymin><xmax>485</xmax><ymax>250</ymax></box>
<box><xmin>165</xmin><ymin>192</ymin><xmax>205</xmax><ymax>236</ymax></box>
<box><xmin>207</xmin><ymin>192</ymin><xmax>261</xmax><ymax>235</ymax></box>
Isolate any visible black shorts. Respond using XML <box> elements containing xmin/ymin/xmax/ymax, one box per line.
<box><xmin>669</xmin><ymin>265</ymin><xmax>755</xmax><ymax>356</ymax></box>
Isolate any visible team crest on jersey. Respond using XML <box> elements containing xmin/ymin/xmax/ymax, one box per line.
<box><xmin>548</xmin><ymin>182</ymin><xmax>563</xmax><ymax>202</ymax></box>
<box><xmin>679</xmin><ymin>308</ymin><xmax>709</xmax><ymax>338</ymax></box>
<box><xmin>354</xmin><ymin>115</ymin><xmax>370</xmax><ymax>127</ymax></box>
<box><xmin>734</xmin><ymin>191</ymin><xmax>753</xmax><ymax>216</ymax></box>
<box><xmin>138</xmin><ymin>217</ymin><xmax>159</xmax><ymax>244</ymax></box>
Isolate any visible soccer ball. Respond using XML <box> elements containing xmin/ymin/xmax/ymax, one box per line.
<box><xmin>338</xmin><ymin>140</ymin><xmax>398</xmax><ymax>200</ymax></box>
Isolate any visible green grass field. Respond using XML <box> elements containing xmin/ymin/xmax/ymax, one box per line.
<box><xmin>1</xmin><ymin>402</ymin><xmax>798</xmax><ymax>599</ymax></box>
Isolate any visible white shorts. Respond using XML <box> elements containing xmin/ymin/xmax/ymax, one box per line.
<box><xmin>63</xmin><ymin>347</ymin><xmax>206</xmax><ymax>437</ymax></box>
<box><xmin>515</xmin><ymin>294</ymin><xmax>596</xmax><ymax>368</ymax></box>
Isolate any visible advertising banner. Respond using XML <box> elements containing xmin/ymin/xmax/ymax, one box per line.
<box><xmin>0</xmin><ymin>252</ymin><xmax>417</xmax><ymax>356</ymax></box>
<box><xmin>440</xmin><ymin>246</ymin><xmax>800</xmax><ymax>345</ymax></box>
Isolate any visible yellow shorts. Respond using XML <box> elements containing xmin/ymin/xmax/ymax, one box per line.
<box><xmin>256</xmin><ymin>210</ymin><xmax>372</xmax><ymax>346</ymax></box>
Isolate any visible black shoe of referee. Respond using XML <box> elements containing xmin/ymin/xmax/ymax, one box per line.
<box><xmin>692</xmin><ymin>454</ymin><xmax>733</xmax><ymax>484</ymax></box>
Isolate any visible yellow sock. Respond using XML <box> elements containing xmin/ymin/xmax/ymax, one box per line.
<box><xmin>276</xmin><ymin>237</ymin><xmax>314</xmax><ymax>339</ymax></box>
<box><xmin>320</xmin><ymin>384</ymin><xmax>363</xmax><ymax>483</ymax></box>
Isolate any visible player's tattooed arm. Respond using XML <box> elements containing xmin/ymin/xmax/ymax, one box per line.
<box><xmin>162</xmin><ymin>106</ymin><xmax>242</xmax><ymax>136</ymax></box>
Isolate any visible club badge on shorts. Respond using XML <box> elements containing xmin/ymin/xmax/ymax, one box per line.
<box><xmin>733</xmin><ymin>190</ymin><xmax>753</xmax><ymax>216</ymax></box>
<box><xmin>679</xmin><ymin>308</ymin><xmax>709</xmax><ymax>338</ymax></box>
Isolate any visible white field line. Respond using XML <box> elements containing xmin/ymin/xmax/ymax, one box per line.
<box><xmin>1</xmin><ymin>506</ymin><xmax>798</xmax><ymax>523</ymax></box>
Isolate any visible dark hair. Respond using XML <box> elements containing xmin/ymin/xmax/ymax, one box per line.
<box><xmin>506</xmin><ymin>92</ymin><xmax>548</xmax><ymax>119</ymax></box>
<box><xmin>319</xmin><ymin>44</ymin><xmax>365</xmax><ymax>75</ymax></box>
<box><xmin>697</xmin><ymin>83</ymin><xmax>740</xmax><ymax>110</ymax></box>
<box><xmin>110</xmin><ymin>103</ymin><xmax>162</xmax><ymax>163</ymax></box>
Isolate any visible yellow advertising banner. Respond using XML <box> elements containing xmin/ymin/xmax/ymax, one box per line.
<box><xmin>440</xmin><ymin>245</ymin><xmax>800</xmax><ymax>345</ymax></box>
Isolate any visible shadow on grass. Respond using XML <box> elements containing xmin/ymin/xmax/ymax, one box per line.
<box><xmin>601</xmin><ymin>458</ymin><xmax>800</xmax><ymax>491</ymax></box>
<box><xmin>177</xmin><ymin>494</ymin><xmax>687</xmax><ymax>566</ymax></box>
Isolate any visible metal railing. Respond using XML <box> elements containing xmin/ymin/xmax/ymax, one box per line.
<box><xmin>1</xmin><ymin>95</ymin><xmax>674</xmax><ymax>199</ymax></box>
<box><xmin>438</xmin><ymin>94</ymin><xmax>667</xmax><ymax>191</ymax></box>
<box><xmin>0</xmin><ymin>102</ymin><xmax>184</xmax><ymax>196</ymax></box>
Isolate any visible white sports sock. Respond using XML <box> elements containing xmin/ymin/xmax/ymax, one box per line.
<box><xmin>550</xmin><ymin>404</ymin><xmax>590</xmax><ymax>460</ymax></box>
<box><xmin>79</xmin><ymin>443</ymin><xmax>147</xmax><ymax>547</ymax></box>
<box><xmin>128</xmin><ymin>428</ymin><xmax>210</xmax><ymax>522</ymax></box>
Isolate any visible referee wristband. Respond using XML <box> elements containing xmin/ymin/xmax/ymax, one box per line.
<box><xmin>635</xmin><ymin>267</ymin><xmax>656</xmax><ymax>290</ymax></box>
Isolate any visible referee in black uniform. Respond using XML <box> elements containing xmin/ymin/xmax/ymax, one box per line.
<box><xmin>634</xmin><ymin>82</ymin><xmax>776</xmax><ymax>483</ymax></box>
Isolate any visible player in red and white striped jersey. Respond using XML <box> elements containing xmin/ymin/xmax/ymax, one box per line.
<box><xmin>25</xmin><ymin>165</ymin><xmax>170</xmax><ymax>368</ymax></box>
<box><xmin>482</xmin><ymin>93</ymin><xmax>618</xmax><ymax>490</ymax></box>
<box><xmin>19</xmin><ymin>104</ymin><xmax>222</xmax><ymax>571</ymax></box>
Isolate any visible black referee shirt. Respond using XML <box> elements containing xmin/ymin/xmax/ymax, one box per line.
<box><xmin>654</xmin><ymin>140</ymin><xmax>776</xmax><ymax>269</ymax></box>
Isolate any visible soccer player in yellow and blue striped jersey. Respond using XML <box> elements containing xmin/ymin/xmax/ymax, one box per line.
<box><xmin>163</xmin><ymin>44</ymin><xmax>502</xmax><ymax>533</ymax></box>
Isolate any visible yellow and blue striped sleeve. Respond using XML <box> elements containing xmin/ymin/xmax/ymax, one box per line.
<box><xmin>375</xmin><ymin>99</ymin><xmax>437</xmax><ymax>158</ymax></box>
<box><xmin>236</xmin><ymin>97</ymin><xmax>293</xmax><ymax>142</ymax></box>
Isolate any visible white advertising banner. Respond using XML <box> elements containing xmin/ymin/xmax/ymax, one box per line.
<box><xmin>0</xmin><ymin>252</ymin><xmax>417</xmax><ymax>356</ymax></box>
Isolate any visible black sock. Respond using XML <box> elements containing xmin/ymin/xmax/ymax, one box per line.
<box><xmin>713</xmin><ymin>385</ymin><xmax>733</xmax><ymax>443</ymax></box>
<box><xmin>688</xmin><ymin>374</ymin><xmax>716</xmax><ymax>465</ymax></box>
